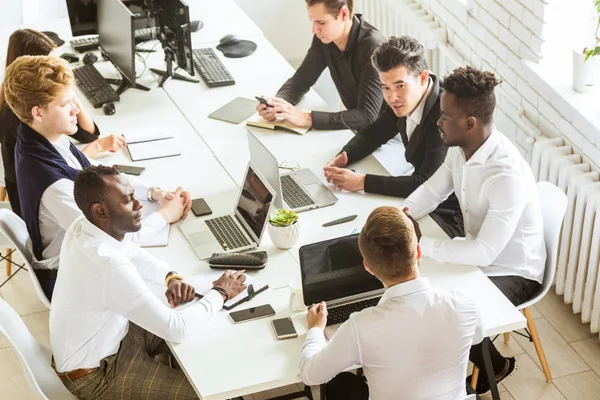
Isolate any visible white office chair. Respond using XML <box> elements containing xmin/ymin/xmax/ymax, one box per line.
<box><xmin>473</xmin><ymin>181</ymin><xmax>568</xmax><ymax>386</ymax></box>
<box><xmin>0</xmin><ymin>299</ymin><xmax>77</xmax><ymax>399</ymax></box>
<box><xmin>0</xmin><ymin>209</ymin><xmax>51</xmax><ymax>309</ymax></box>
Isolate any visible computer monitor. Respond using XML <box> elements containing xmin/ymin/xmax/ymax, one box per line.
<box><xmin>97</xmin><ymin>0</ymin><xmax>150</xmax><ymax>94</ymax></box>
<box><xmin>146</xmin><ymin>0</ymin><xmax>197</xmax><ymax>87</ymax></box>
<box><xmin>66</xmin><ymin>0</ymin><xmax>98</xmax><ymax>37</ymax></box>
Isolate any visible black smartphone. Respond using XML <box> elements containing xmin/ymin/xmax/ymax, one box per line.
<box><xmin>255</xmin><ymin>96</ymin><xmax>272</xmax><ymax>107</ymax></box>
<box><xmin>208</xmin><ymin>251</ymin><xmax>268</xmax><ymax>270</ymax></box>
<box><xmin>191</xmin><ymin>198</ymin><xmax>212</xmax><ymax>217</ymax></box>
<box><xmin>229</xmin><ymin>304</ymin><xmax>276</xmax><ymax>323</ymax></box>
<box><xmin>271</xmin><ymin>317</ymin><xmax>298</xmax><ymax>340</ymax></box>
<box><xmin>113</xmin><ymin>164</ymin><xmax>145</xmax><ymax>176</ymax></box>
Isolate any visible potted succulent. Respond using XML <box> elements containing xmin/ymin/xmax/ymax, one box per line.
<box><xmin>267</xmin><ymin>209</ymin><xmax>299</xmax><ymax>250</ymax></box>
<box><xmin>573</xmin><ymin>0</ymin><xmax>600</xmax><ymax>93</ymax></box>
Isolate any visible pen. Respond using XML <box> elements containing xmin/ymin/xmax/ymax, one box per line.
<box><xmin>322</xmin><ymin>214</ymin><xmax>358</xmax><ymax>227</ymax></box>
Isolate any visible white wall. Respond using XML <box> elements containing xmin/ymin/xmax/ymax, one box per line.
<box><xmin>0</xmin><ymin>0</ymin><xmax>68</xmax><ymax>26</ymax></box>
<box><xmin>417</xmin><ymin>0</ymin><xmax>600</xmax><ymax>164</ymax></box>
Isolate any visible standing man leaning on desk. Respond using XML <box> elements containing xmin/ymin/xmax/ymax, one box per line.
<box><xmin>51</xmin><ymin>165</ymin><xmax>247</xmax><ymax>399</ymax></box>
<box><xmin>403</xmin><ymin>67</ymin><xmax>546</xmax><ymax>394</ymax></box>
<box><xmin>1</xmin><ymin>55</ymin><xmax>191</xmax><ymax>300</ymax></box>
<box><xmin>324</xmin><ymin>36</ymin><xmax>463</xmax><ymax>237</ymax></box>
<box><xmin>0</xmin><ymin>29</ymin><xmax>125</xmax><ymax>217</ymax></box>
<box><xmin>256</xmin><ymin>0</ymin><xmax>385</xmax><ymax>131</ymax></box>
<box><xmin>300</xmin><ymin>206</ymin><xmax>483</xmax><ymax>400</ymax></box>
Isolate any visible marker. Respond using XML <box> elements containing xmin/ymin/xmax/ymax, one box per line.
<box><xmin>322</xmin><ymin>214</ymin><xmax>358</xmax><ymax>227</ymax></box>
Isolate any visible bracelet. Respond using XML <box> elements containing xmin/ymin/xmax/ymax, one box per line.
<box><xmin>212</xmin><ymin>286</ymin><xmax>230</xmax><ymax>301</ymax></box>
<box><xmin>165</xmin><ymin>274</ymin><xmax>183</xmax><ymax>287</ymax></box>
<box><xmin>147</xmin><ymin>187</ymin><xmax>160</xmax><ymax>202</ymax></box>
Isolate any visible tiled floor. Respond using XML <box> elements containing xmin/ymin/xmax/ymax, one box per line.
<box><xmin>2</xmin><ymin>252</ymin><xmax>600</xmax><ymax>400</ymax></box>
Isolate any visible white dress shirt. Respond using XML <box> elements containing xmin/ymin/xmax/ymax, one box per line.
<box><xmin>300</xmin><ymin>278</ymin><xmax>483</xmax><ymax>400</ymax></box>
<box><xmin>405</xmin><ymin>76</ymin><xmax>433</xmax><ymax>141</ymax></box>
<box><xmin>38</xmin><ymin>135</ymin><xmax>167</xmax><ymax>269</ymax></box>
<box><xmin>402</xmin><ymin>129</ymin><xmax>546</xmax><ymax>283</ymax></box>
<box><xmin>50</xmin><ymin>216</ymin><xmax>224</xmax><ymax>373</ymax></box>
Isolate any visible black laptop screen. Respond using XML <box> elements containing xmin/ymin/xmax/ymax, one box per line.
<box><xmin>236</xmin><ymin>167</ymin><xmax>273</xmax><ymax>239</ymax></box>
<box><xmin>299</xmin><ymin>234</ymin><xmax>384</xmax><ymax>304</ymax></box>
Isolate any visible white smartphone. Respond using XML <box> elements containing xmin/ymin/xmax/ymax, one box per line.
<box><xmin>271</xmin><ymin>317</ymin><xmax>298</xmax><ymax>340</ymax></box>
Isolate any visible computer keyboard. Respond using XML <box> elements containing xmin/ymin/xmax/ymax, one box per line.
<box><xmin>326</xmin><ymin>297</ymin><xmax>381</xmax><ymax>326</ymax></box>
<box><xmin>281</xmin><ymin>175</ymin><xmax>315</xmax><ymax>209</ymax></box>
<box><xmin>70</xmin><ymin>28</ymin><xmax>158</xmax><ymax>52</ymax></box>
<box><xmin>205</xmin><ymin>215</ymin><xmax>251</xmax><ymax>251</ymax></box>
<box><xmin>192</xmin><ymin>48</ymin><xmax>235</xmax><ymax>87</ymax></box>
<box><xmin>73</xmin><ymin>64</ymin><xmax>120</xmax><ymax>109</ymax></box>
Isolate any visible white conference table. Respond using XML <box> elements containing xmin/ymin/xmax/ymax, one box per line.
<box><xmin>1</xmin><ymin>3</ymin><xmax>524</xmax><ymax>399</ymax></box>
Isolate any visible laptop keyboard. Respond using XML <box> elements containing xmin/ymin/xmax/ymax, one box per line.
<box><xmin>326</xmin><ymin>297</ymin><xmax>381</xmax><ymax>326</ymax></box>
<box><xmin>281</xmin><ymin>175</ymin><xmax>315</xmax><ymax>209</ymax></box>
<box><xmin>205</xmin><ymin>215</ymin><xmax>251</xmax><ymax>251</ymax></box>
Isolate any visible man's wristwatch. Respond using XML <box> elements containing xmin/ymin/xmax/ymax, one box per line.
<box><xmin>147</xmin><ymin>187</ymin><xmax>160</xmax><ymax>202</ymax></box>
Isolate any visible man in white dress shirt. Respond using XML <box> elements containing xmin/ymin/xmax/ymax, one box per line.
<box><xmin>403</xmin><ymin>66</ymin><xmax>546</xmax><ymax>394</ymax></box>
<box><xmin>1</xmin><ymin>55</ymin><xmax>191</xmax><ymax>300</ymax></box>
<box><xmin>299</xmin><ymin>206</ymin><xmax>483</xmax><ymax>400</ymax></box>
<box><xmin>50</xmin><ymin>165</ymin><xmax>247</xmax><ymax>399</ymax></box>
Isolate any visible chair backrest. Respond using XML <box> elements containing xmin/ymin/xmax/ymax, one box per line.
<box><xmin>0</xmin><ymin>299</ymin><xmax>77</xmax><ymax>400</ymax></box>
<box><xmin>0</xmin><ymin>200</ymin><xmax>14</xmax><ymax>247</ymax></box>
<box><xmin>0</xmin><ymin>209</ymin><xmax>50</xmax><ymax>308</ymax></box>
<box><xmin>519</xmin><ymin>181</ymin><xmax>568</xmax><ymax>309</ymax></box>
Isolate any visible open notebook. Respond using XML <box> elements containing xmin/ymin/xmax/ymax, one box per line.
<box><xmin>246</xmin><ymin>113</ymin><xmax>309</xmax><ymax>135</ymax></box>
<box><xmin>186</xmin><ymin>270</ymin><xmax>269</xmax><ymax>310</ymax></box>
<box><xmin>123</xmin><ymin>127</ymin><xmax>181</xmax><ymax>161</ymax></box>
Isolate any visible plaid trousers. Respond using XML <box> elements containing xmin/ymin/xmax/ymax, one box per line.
<box><xmin>61</xmin><ymin>323</ymin><xmax>199</xmax><ymax>399</ymax></box>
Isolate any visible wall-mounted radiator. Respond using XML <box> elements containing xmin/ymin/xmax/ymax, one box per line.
<box><xmin>530</xmin><ymin>137</ymin><xmax>600</xmax><ymax>339</ymax></box>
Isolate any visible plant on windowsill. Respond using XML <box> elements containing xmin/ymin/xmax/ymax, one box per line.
<box><xmin>573</xmin><ymin>0</ymin><xmax>600</xmax><ymax>93</ymax></box>
<box><xmin>267</xmin><ymin>209</ymin><xmax>299</xmax><ymax>250</ymax></box>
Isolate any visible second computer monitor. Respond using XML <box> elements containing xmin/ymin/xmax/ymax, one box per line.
<box><xmin>97</xmin><ymin>0</ymin><xmax>136</xmax><ymax>87</ymax></box>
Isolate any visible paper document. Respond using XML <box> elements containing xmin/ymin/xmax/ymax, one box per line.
<box><xmin>123</xmin><ymin>127</ymin><xmax>173</xmax><ymax>144</ymax></box>
<box><xmin>127</xmin><ymin>138</ymin><xmax>181</xmax><ymax>161</ymax></box>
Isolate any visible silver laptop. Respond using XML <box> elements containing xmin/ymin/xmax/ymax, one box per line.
<box><xmin>299</xmin><ymin>234</ymin><xmax>384</xmax><ymax>326</ymax></box>
<box><xmin>247</xmin><ymin>130</ymin><xmax>338</xmax><ymax>212</ymax></box>
<box><xmin>180</xmin><ymin>162</ymin><xmax>276</xmax><ymax>260</ymax></box>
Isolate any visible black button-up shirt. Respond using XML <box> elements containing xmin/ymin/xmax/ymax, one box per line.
<box><xmin>276</xmin><ymin>14</ymin><xmax>386</xmax><ymax>130</ymax></box>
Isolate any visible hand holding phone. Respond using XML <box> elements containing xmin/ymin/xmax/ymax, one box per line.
<box><xmin>272</xmin><ymin>317</ymin><xmax>298</xmax><ymax>339</ymax></box>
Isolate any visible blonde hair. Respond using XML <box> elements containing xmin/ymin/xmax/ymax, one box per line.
<box><xmin>358</xmin><ymin>206</ymin><xmax>418</xmax><ymax>282</ymax></box>
<box><xmin>1</xmin><ymin>55</ymin><xmax>74</xmax><ymax>124</ymax></box>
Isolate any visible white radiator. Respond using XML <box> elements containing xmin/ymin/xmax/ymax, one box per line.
<box><xmin>356</xmin><ymin>0</ymin><xmax>446</xmax><ymax>75</ymax></box>
<box><xmin>530</xmin><ymin>137</ymin><xmax>600</xmax><ymax>338</ymax></box>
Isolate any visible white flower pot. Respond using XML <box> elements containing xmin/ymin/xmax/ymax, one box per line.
<box><xmin>573</xmin><ymin>49</ymin><xmax>600</xmax><ymax>93</ymax></box>
<box><xmin>268</xmin><ymin>222</ymin><xmax>299</xmax><ymax>250</ymax></box>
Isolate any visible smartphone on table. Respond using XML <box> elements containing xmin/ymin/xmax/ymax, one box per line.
<box><xmin>191</xmin><ymin>198</ymin><xmax>212</xmax><ymax>217</ymax></box>
<box><xmin>229</xmin><ymin>304</ymin><xmax>276</xmax><ymax>323</ymax></box>
<box><xmin>271</xmin><ymin>317</ymin><xmax>298</xmax><ymax>340</ymax></box>
<box><xmin>113</xmin><ymin>164</ymin><xmax>145</xmax><ymax>176</ymax></box>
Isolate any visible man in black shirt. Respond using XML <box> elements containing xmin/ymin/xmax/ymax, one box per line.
<box><xmin>256</xmin><ymin>0</ymin><xmax>385</xmax><ymax>131</ymax></box>
<box><xmin>324</xmin><ymin>36</ymin><xmax>464</xmax><ymax>237</ymax></box>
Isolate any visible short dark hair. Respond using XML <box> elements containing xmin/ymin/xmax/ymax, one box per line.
<box><xmin>371</xmin><ymin>36</ymin><xmax>428</xmax><ymax>74</ymax></box>
<box><xmin>358</xmin><ymin>206</ymin><xmax>418</xmax><ymax>282</ymax></box>
<box><xmin>305</xmin><ymin>0</ymin><xmax>354</xmax><ymax>17</ymax></box>
<box><xmin>74</xmin><ymin>165</ymin><xmax>120</xmax><ymax>220</ymax></box>
<box><xmin>442</xmin><ymin>66</ymin><xmax>501</xmax><ymax>126</ymax></box>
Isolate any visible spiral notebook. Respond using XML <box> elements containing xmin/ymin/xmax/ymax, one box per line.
<box><xmin>186</xmin><ymin>271</ymin><xmax>269</xmax><ymax>310</ymax></box>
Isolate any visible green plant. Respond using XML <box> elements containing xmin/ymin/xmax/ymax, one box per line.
<box><xmin>268</xmin><ymin>209</ymin><xmax>298</xmax><ymax>227</ymax></box>
<box><xmin>584</xmin><ymin>0</ymin><xmax>600</xmax><ymax>60</ymax></box>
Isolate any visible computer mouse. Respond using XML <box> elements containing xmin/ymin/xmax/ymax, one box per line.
<box><xmin>83</xmin><ymin>52</ymin><xmax>98</xmax><ymax>65</ymax></box>
<box><xmin>59</xmin><ymin>52</ymin><xmax>79</xmax><ymax>63</ymax></box>
<box><xmin>219</xmin><ymin>34</ymin><xmax>240</xmax><ymax>47</ymax></box>
<box><xmin>102</xmin><ymin>102</ymin><xmax>116</xmax><ymax>116</ymax></box>
<box><xmin>190</xmin><ymin>20</ymin><xmax>203</xmax><ymax>32</ymax></box>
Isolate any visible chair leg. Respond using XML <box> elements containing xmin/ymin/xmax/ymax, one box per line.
<box><xmin>523</xmin><ymin>307</ymin><xmax>552</xmax><ymax>382</ymax></box>
<box><xmin>471</xmin><ymin>365</ymin><xmax>480</xmax><ymax>388</ymax></box>
<box><xmin>5</xmin><ymin>250</ymin><xmax>11</xmax><ymax>277</ymax></box>
<box><xmin>504</xmin><ymin>332</ymin><xmax>510</xmax><ymax>343</ymax></box>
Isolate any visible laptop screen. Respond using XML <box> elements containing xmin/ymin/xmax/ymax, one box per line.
<box><xmin>236</xmin><ymin>166</ymin><xmax>274</xmax><ymax>239</ymax></box>
<box><xmin>299</xmin><ymin>234</ymin><xmax>384</xmax><ymax>304</ymax></box>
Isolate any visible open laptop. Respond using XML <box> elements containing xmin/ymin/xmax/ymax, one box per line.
<box><xmin>247</xmin><ymin>130</ymin><xmax>338</xmax><ymax>212</ymax></box>
<box><xmin>299</xmin><ymin>234</ymin><xmax>384</xmax><ymax>326</ymax></box>
<box><xmin>180</xmin><ymin>162</ymin><xmax>276</xmax><ymax>260</ymax></box>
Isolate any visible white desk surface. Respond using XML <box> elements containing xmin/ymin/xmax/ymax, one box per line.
<box><xmin>0</xmin><ymin>8</ymin><xmax>526</xmax><ymax>400</ymax></box>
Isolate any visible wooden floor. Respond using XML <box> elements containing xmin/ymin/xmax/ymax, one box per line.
<box><xmin>2</xmin><ymin>252</ymin><xmax>600</xmax><ymax>400</ymax></box>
